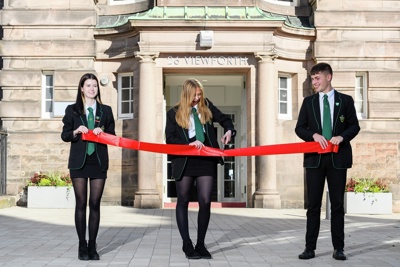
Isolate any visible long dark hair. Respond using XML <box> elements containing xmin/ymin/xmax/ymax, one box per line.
<box><xmin>73</xmin><ymin>73</ymin><xmax>102</xmax><ymax>115</ymax></box>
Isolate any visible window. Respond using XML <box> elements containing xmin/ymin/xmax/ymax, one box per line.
<box><xmin>266</xmin><ymin>0</ymin><xmax>298</xmax><ymax>6</ymax></box>
<box><xmin>109</xmin><ymin>0</ymin><xmax>141</xmax><ymax>5</ymax></box>
<box><xmin>42</xmin><ymin>72</ymin><xmax>54</xmax><ymax>118</ymax></box>
<box><xmin>118</xmin><ymin>73</ymin><xmax>134</xmax><ymax>119</ymax></box>
<box><xmin>278</xmin><ymin>75</ymin><xmax>292</xmax><ymax>120</ymax></box>
<box><xmin>355</xmin><ymin>73</ymin><xmax>368</xmax><ymax>119</ymax></box>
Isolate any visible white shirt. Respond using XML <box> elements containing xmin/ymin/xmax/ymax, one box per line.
<box><xmin>319</xmin><ymin>89</ymin><xmax>334</xmax><ymax>127</ymax></box>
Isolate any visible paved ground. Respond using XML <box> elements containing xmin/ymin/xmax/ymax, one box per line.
<box><xmin>0</xmin><ymin>206</ymin><xmax>399</xmax><ymax>267</ymax></box>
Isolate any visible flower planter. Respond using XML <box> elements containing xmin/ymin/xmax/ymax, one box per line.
<box><xmin>27</xmin><ymin>186</ymin><xmax>75</xmax><ymax>208</ymax></box>
<box><xmin>344</xmin><ymin>192</ymin><xmax>392</xmax><ymax>214</ymax></box>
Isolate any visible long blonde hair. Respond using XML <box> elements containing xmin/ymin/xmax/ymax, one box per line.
<box><xmin>175</xmin><ymin>79</ymin><xmax>213</xmax><ymax>129</ymax></box>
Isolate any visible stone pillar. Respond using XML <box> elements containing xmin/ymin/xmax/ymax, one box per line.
<box><xmin>253</xmin><ymin>51</ymin><xmax>281</xmax><ymax>208</ymax></box>
<box><xmin>134</xmin><ymin>52</ymin><xmax>161</xmax><ymax>208</ymax></box>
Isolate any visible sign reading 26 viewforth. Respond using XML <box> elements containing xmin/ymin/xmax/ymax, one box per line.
<box><xmin>167</xmin><ymin>56</ymin><xmax>249</xmax><ymax>66</ymax></box>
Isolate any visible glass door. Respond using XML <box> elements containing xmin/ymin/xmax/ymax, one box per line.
<box><xmin>163</xmin><ymin>74</ymin><xmax>245</xmax><ymax>205</ymax></box>
<box><xmin>216</xmin><ymin>112</ymin><xmax>241</xmax><ymax>202</ymax></box>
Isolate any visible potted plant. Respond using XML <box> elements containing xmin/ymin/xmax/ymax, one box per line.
<box><xmin>26</xmin><ymin>171</ymin><xmax>75</xmax><ymax>208</ymax></box>
<box><xmin>344</xmin><ymin>177</ymin><xmax>392</xmax><ymax>214</ymax></box>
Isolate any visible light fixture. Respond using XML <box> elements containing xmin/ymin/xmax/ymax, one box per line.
<box><xmin>100</xmin><ymin>77</ymin><xmax>109</xmax><ymax>86</ymax></box>
<box><xmin>200</xmin><ymin>30</ymin><xmax>214</xmax><ymax>48</ymax></box>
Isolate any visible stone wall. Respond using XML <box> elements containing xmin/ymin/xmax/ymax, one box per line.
<box><xmin>311</xmin><ymin>0</ymin><xmax>400</xmax><ymax>211</ymax></box>
<box><xmin>0</xmin><ymin>1</ymin><xmax>124</xmax><ymax>204</ymax></box>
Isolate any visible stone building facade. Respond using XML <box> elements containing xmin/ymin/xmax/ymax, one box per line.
<box><xmin>0</xmin><ymin>0</ymin><xmax>399</xmax><ymax>211</ymax></box>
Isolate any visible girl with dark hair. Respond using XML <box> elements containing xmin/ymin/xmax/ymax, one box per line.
<box><xmin>61</xmin><ymin>73</ymin><xmax>115</xmax><ymax>261</ymax></box>
<box><xmin>165</xmin><ymin>78</ymin><xmax>236</xmax><ymax>259</ymax></box>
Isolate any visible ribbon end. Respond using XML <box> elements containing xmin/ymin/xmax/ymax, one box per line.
<box><xmin>317</xmin><ymin>142</ymin><xmax>339</xmax><ymax>154</ymax></box>
<box><xmin>333</xmin><ymin>144</ymin><xmax>339</xmax><ymax>153</ymax></box>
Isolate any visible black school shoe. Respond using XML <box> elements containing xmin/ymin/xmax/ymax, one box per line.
<box><xmin>182</xmin><ymin>240</ymin><xmax>201</xmax><ymax>259</ymax></box>
<box><xmin>78</xmin><ymin>240</ymin><xmax>90</xmax><ymax>261</ymax></box>
<box><xmin>333</xmin><ymin>249</ymin><xmax>347</xmax><ymax>260</ymax></box>
<box><xmin>298</xmin><ymin>249</ymin><xmax>315</xmax><ymax>260</ymax></box>
<box><xmin>195</xmin><ymin>240</ymin><xmax>212</xmax><ymax>259</ymax></box>
<box><xmin>88</xmin><ymin>241</ymin><xmax>100</xmax><ymax>260</ymax></box>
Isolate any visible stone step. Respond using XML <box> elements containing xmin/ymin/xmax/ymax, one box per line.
<box><xmin>164</xmin><ymin>202</ymin><xmax>246</xmax><ymax>208</ymax></box>
<box><xmin>0</xmin><ymin>196</ymin><xmax>16</xmax><ymax>209</ymax></box>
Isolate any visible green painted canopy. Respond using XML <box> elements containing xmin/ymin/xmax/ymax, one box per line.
<box><xmin>96</xmin><ymin>6</ymin><xmax>313</xmax><ymax>29</ymax></box>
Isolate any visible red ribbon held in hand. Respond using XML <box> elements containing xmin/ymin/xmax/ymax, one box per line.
<box><xmin>82</xmin><ymin>131</ymin><xmax>339</xmax><ymax>157</ymax></box>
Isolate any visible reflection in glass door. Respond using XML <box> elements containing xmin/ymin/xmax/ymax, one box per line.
<box><xmin>216</xmin><ymin>113</ymin><xmax>240</xmax><ymax>202</ymax></box>
<box><xmin>223</xmin><ymin>141</ymin><xmax>236</xmax><ymax>199</ymax></box>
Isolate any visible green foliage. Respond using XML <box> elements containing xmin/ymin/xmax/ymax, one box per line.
<box><xmin>37</xmin><ymin>178</ymin><xmax>52</xmax><ymax>186</ymax></box>
<box><xmin>27</xmin><ymin>171</ymin><xmax>71</xmax><ymax>187</ymax></box>
<box><xmin>345</xmin><ymin>178</ymin><xmax>390</xmax><ymax>193</ymax></box>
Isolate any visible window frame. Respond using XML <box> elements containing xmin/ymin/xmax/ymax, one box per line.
<box><xmin>355</xmin><ymin>72</ymin><xmax>368</xmax><ymax>120</ymax></box>
<box><xmin>118</xmin><ymin>73</ymin><xmax>134</xmax><ymax>119</ymax></box>
<box><xmin>41</xmin><ymin>71</ymin><xmax>54</xmax><ymax>119</ymax></box>
<box><xmin>265</xmin><ymin>0</ymin><xmax>298</xmax><ymax>6</ymax></box>
<box><xmin>108</xmin><ymin>0</ymin><xmax>142</xmax><ymax>5</ymax></box>
<box><xmin>278</xmin><ymin>74</ymin><xmax>292</xmax><ymax>120</ymax></box>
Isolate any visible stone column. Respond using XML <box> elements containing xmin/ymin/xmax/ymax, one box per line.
<box><xmin>134</xmin><ymin>51</ymin><xmax>160</xmax><ymax>208</ymax></box>
<box><xmin>253</xmin><ymin>51</ymin><xmax>281</xmax><ymax>208</ymax></box>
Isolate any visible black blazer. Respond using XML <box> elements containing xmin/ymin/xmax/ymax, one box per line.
<box><xmin>165</xmin><ymin>98</ymin><xmax>236</xmax><ymax>180</ymax></box>
<box><xmin>295</xmin><ymin>90</ymin><xmax>360</xmax><ymax>169</ymax></box>
<box><xmin>61</xmin><ymin>102</ymin><xmax>115</xmax><ymax>171</ymax></box>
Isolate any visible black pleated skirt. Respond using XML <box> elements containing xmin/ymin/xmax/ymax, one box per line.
<box><xmin>70</xmin><ymin>153</ymin><xmax>107</xmax><ymax>179</ymax></box>
<box><xmin>183</xmin><ymin>136</ymin><xmax>217</xmax><ymax>177</ymax></box>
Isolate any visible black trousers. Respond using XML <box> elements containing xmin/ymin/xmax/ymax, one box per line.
<box><xmin>305</xmin><ymin>153</ymin><xmax>347</xmax><ymax>251</ymax></box>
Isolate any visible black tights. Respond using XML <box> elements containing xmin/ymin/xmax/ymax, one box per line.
<box><xmin>72</xmin><ymin>178</ymin><xmax>106</xmax><ymax>242</ymax></box>
<box><xmin>175</xmin><ymin>175</ymin><xmax>213</xmax><ymax>243</ymax></box>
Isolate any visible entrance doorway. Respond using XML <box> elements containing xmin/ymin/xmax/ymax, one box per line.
<box><xmin>163</xmin><ymin>74</ymin><xmax>247</xmax><ymax>205</ymax></box>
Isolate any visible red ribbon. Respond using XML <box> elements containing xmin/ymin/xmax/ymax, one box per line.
<box><xmin>82</xmin><ymin>131</ymin><xmax>338</xmax><ymax>156</ymax></box>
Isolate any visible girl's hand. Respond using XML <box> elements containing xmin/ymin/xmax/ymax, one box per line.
<box><xmin>74</xmin><ymin>125</ymin><xmax>88</xmax><ymax>136</ymax></box>
<box><xmin>92</xmin><ymin>127</ymin><xmax>103</xmax><ymax>135</ymax></box>
<box><xmin>221</xmin><ymin>130</ymin><xmax>232</xmax><ymax>145</ymax></box>
<box><xmin>189</xmin><ymin>140</ymin><xmax>204</xmax><ymax>150</ymax></box>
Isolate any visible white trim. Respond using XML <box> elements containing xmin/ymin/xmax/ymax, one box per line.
<box><xmin>278</xmin><ymin>74</ymin><xmax>292</xmax><ymax>120</ymax></box>
<box><xmin>54</xmin><ymin>102</ymin><xmax>74</xmax><ymax>117</ymax></box>
<box><xmin>118</xmin><ymin>73</ymin><xmax>134</xmax><ymax>119</ymax></box>
<box><xmin>264</xmin><ymin>0</ymin><xmax>298</xmax><ymax>6</ymax></box>
<box><xmin>108</xmin><ymin>0</ymin><xmax>146</xmax><ymax>5</ymax></box>
<box><xmin>41</xmin><ymin>71</ymin><xmax>54</xmax><ymax>119</ymax></box>
<box><xmin>355</xmin><ymin>73</ymin><xmax>368</xmax><ymax>120</ymax></box>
